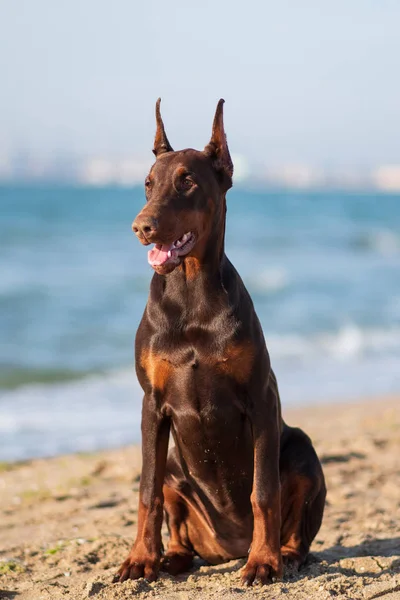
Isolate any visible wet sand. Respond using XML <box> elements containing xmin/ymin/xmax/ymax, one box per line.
<box><xmin>1</xmin><ymin>397</ymin><xmax>399</xmax><ymax>600</ymax></box>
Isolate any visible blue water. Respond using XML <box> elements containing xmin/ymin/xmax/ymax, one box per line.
<box><xmin>1</xmin><ymin>184</ymin><xmax>400</xmax><ymax>460</ymax></box>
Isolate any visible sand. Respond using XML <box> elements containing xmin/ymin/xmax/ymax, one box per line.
<box><xmin>1</xmin><ymin>397</ymin><xmax>399</xmax><ymax>600</ymax></box>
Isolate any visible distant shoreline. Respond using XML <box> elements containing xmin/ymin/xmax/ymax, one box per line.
<box><xmin>2</xmin><ymin>181</ymin><xmax>400</xmax><ymax>193</ymax></box>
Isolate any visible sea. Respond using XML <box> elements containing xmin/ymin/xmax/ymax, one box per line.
<box><xmin>1</xmin><ymin>184</ymin><xmax>399</xmax><ymax>461</ymax></box>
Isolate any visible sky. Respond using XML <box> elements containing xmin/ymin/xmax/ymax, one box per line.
<box><xmin>1</xmin><ymin>0</ymin><xmax>399</xmax><ymax>168</ymax></box>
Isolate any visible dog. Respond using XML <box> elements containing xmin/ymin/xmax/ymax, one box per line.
<box><xmin>117</xmin><ymin>99</ymin><xmax>326</xmax><ymax>586</ymax></box>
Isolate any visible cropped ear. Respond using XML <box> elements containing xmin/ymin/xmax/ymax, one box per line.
<box><xmin>204</xmin><ymin>99</ymin><xmax>234</xmax><ymax>188</ymax></box>
<box><xmin>153</xmin><ymin>98</ymin><xmax>174</xmax><ymax>157</ymax></box>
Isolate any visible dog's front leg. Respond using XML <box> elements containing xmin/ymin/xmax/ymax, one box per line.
<box><xmin>117</xmin><ymin>395</ymin><xmax>170</xmax><ymax>583</ymax></box>
<box><xmin>242</xmin><ymin>385</ymin><xmax>283</xmax><ymax>586</ymax></box>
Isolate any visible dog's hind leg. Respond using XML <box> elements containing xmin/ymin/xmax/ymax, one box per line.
<box><xmin>161</xmin><ymin>484</ymin><xmax>195</xmax><ymax>575</ymax></box>
<box><xmin>279</xmin><ymin>425</ymin><xmax>326</xmax><ymax>569</ymax></box>
<box><xmin>160</xmin><ymin>449</ymin><xmax>194</xmax><ymax>576</ymax></box>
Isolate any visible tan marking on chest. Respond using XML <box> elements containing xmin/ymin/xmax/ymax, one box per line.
<box><xmin>141</xmin><ymin>340</ymin><xmax>254</xmax><ymax>390</ymax></box>
<box><xmin>214</xmin><ymin>340</ymin><xmax>255</xmax><ymax>383</ymax></box>
<box><xmin>140</xmin><ymin>349</ymin><xmax>174</xmax><ymax>392</ymax></box>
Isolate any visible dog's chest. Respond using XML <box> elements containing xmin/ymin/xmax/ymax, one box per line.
<box><xmin>139</xmin><ymin>333</ymin><xmax>254</xmax><ymax>395</ymax></box>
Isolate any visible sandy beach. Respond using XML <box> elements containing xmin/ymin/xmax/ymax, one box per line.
<box><xmin>1</xmin><ymin>397</ymin><xmax>399</xmax><ymax>600</ymax></box>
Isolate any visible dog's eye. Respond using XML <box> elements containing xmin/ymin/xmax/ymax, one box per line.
<box><xmin>145</xmin><ymin>178</ymin><xmax>152</xmax><ymax>189</ymax></box>
<box><xmin>181</xmin><ymin>177</ymin><xmax>194</xmax><ymax>190</ymax></box>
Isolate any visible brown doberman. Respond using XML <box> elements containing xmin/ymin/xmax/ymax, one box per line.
<box><xmin>117</xmin><ymin>99</ymin><xmax>326</xmax><ymax>586</ymax></box>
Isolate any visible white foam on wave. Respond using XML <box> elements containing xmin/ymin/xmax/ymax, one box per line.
<box><xmin>0</xmin><ymin>369</ymin><xmax>143</xmax><ymax>461</ymax></box>
<box><xmin>356</xmin><ymin>229</ymin><xmax>400</xmax><ymax>255</ymax></box>
<box><xmin>268</xmin><ymin>325</ymin><xmax>400</xmax><ymax>361</ymax></box>
<box><xmin>248</xmin><ymin>268</ymin><xmax>289</xmax><ymax>293</ymax></box>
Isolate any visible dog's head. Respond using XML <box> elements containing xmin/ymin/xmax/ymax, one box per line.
<box><xmin>132</xmin><ymin>99</ymin><xmax>234</xmax><ymax>275</ymax></box>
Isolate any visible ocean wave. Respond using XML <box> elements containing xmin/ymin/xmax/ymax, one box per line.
<box><xmin>1</xmin><ymin>348</ymin><xmax>400</xmax><ymax>462</ymax></box>
<box><xmin>1</xmin><ymin>328</ymin><xmax>400</xmax><ymax>461</ymax></box>
<box><xmin>247</xmin><ymin>268</ymin><xmax>289</xmax><ymax>294</ymax></box>
<box><xmin>0</xmin><ymin>366</ymin><xmax>96</xmax><ymax>390</ymax></box>
<box><xmin>353</xmin><ymin>230</ymin><xmax>400</xmax><ymax>255</ymax></box>
<box><xmin>1</xmin><ymin>326</ymin><xmax>399</xmax><ymax>395</ymax></box>
<box><xmin>0</xmin><ymin>369</ymin><xmax>143</xmax><ymax>461</ymax></box>
<box><xmin>268</xmin><ymin>325</ymin><xmax>400</xmax><ymax>361</ymax></box>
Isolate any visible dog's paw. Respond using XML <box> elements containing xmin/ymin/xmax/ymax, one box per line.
<box><xmin>160</xmin><ymin>551</ymin><xmax>194</xmax><ymax>575</ymax></box>
<box><xmin>115</xmin><ymin>552</ymin><xmax>160</xmax><ymax>583</ymax></box>
<box><xmin>241</xmin><ymin>551</ymin><xmax>283</xmax><ymax>586</ymax></box>
<box><xmin>281</xmin><ymin>546</ymin><xmax>303</xmax><ymax>570</ymax></box>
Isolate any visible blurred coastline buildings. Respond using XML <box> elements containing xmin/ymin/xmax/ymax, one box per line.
<box><xmin>1</xmin><ymin>150</ymin><xmax>400</xmax><ymax>191</ymax></box>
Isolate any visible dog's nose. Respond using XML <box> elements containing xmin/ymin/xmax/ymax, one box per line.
<box><xmin>132</xmin><ymin>215</ymin><xmax>159</xmax><ymax>238</ymax></box>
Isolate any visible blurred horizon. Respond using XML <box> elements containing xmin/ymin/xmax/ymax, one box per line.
<box><xmin>2</xmin><ymin>153</ymin><xmax>400</xmax><ymax>191</ymax></box>
<box><xmin>1</xmin><ymin>1</ymin><xmax>400</xmax><ymax>181</ymax></box>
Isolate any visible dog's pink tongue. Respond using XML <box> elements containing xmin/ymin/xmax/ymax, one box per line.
<box><xmin>148</xmin><ymin>244</ymin><xmax>173</xmax><ymax>266</ymax></box>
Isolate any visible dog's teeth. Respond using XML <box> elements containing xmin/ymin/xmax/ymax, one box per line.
<box><xmin>173</xmin><ymin>233</ymin><xmax>191</xmax><ymax>250</ymax></box>
<box><xmin>167</xmin><ymin>250</ymin><xmax>172</xmax><ymax>258</ymax></box>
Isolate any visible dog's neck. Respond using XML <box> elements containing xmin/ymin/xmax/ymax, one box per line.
<box><xmin>176</xmin><ymin>195</ymin><xmax>226</xmax><ymax>282</ymax></box>
<box><xmin>160</xmin><ymin>196</ymin><xmax>228</xmax><ymax>313</ymax></box>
